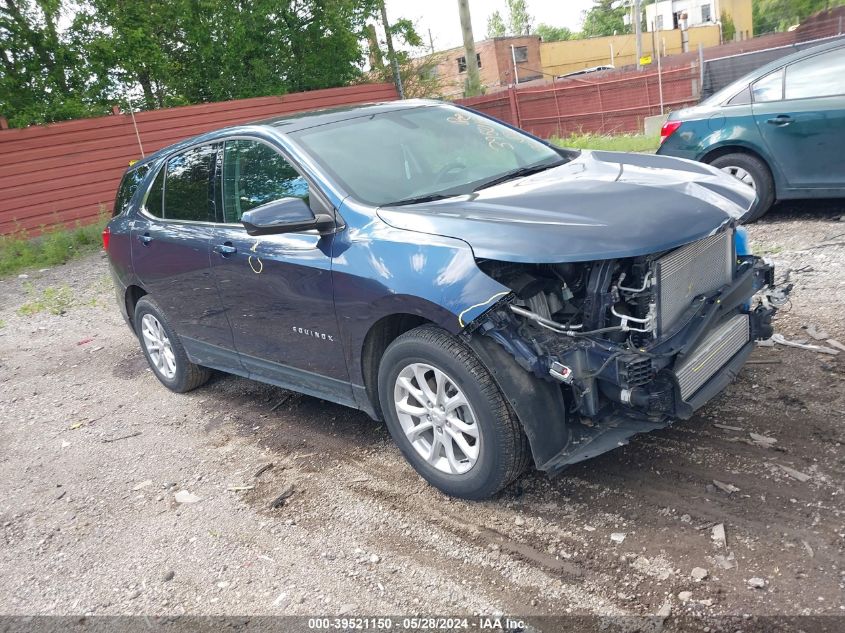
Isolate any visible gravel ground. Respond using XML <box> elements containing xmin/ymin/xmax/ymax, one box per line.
<box><xmin>0</xmin><ymin>201</ymin><xmax>843</xmax><ymax>627</ymax></box>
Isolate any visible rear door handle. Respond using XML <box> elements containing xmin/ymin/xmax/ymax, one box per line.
<box><xmin>766</xmin><ymin>115</ymin><xmax>793</xmax><ymax>126</ymax></box>
<box><xmin>138</xmin><ymin>232</ymin><xmax>152</xmax><ymax>245</ymax></box>
<box><xmin>214</xmin><ymin>243</ymin><xmax>237</xmax><ymax>257</ymax></box>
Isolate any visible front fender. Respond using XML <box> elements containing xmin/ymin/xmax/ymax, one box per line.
<box><xmin>332</xmin><ymin>200</ymin><xmax>510</xmax><ymax>388</ymax></box>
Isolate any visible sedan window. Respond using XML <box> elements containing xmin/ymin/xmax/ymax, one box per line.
<box><xmin>751</xmin><ymin>68</ymin><xmax>784</xmax><ymax>103</ymax></box>
<box><xmin>221</xmin><ymin>140</ymin><xmax>309</xmax><ymax>223</ymax></box>
<box><xmin>290</xmin><ymin>105</ymin><xmax>565</xmax><ymax>207</ymax></box>
<box><xmin>785</xmin><ymin>48</ymin><xmax>845</xmax><ymax>100</ymax></box>
<box><xmin>163</xmin><ymin>144</ymin><xmax>218</xmax><ymax>222</ymax></box>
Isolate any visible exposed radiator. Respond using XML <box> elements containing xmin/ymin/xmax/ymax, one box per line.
<box><xmin>654</xmin><ymin>231</ymin><xmax>734</xmax><ymax>333</ymax></box>
<box><xmin>674</xmin><ymin>313</ymin><xmax>750</xmax><ymax>400</ymax></box>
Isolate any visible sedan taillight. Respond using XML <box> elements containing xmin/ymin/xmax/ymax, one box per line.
<box><xmin>102</xmin><ymin>225</ymin><xmax>111</xmax><ymax>251</ymax></box>
<box><xmin>660</xmin><ymin>120</ymin><xmax>682</xmax><ymax>145</ymax></box>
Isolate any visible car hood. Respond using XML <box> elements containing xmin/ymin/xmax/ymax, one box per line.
<box><xmin>377</xmin><ymin>150</ymin><xmax>754</xmax><ymax>264</ymax></box>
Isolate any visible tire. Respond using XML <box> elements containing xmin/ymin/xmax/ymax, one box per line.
<box><xmin>709</xmin><ymin>152</ymin><xmax>775</xmax><ymax>223</ymax></box>
<box><xmin>134</xmin><ymin>296</ymin><xmax>211</xmax><ymax>393</ymax></box>
<box><xmin>377</xmin><ymin>325</ymin><xmax>530</xmax><ymax>500</ymax></box>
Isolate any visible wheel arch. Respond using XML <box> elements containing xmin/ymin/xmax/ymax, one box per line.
<box><xmin>698</xmin><ymin>144</ymin><xmax>779</xmax><ymax>186</ymax></box>
<box><xmin>124</xmin><ymin>284</ymin><xmax>148</xmax><ymax>331</ymax></box>
<box><xmin>360</xmin><ymin>312</ymin><xmax>437</xmax><ymax>420</ymax></box>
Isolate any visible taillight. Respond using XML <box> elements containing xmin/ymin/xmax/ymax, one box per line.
<box><xmin>102</xmin><ymin>225</ymin><xmax>111</xmax><ymax>251</ymax></box>
<box><xmin>660</xmin><ymin>120</ymin><xmax>682</xmax><ymax>145</ymax></box>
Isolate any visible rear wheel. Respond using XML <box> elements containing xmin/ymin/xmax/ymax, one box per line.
<box><xmin>709</xmin><ymin>152</ymin><xmax>775</xmax><ymax>222</ymax></box>
<box><xmin>134</xmin><ymin>296</ymin><xmax>211</xmax><ymax>393</ymax></box>
<box><xmin>377</xmin><ymin>325</ymin><xmax>529</xmax><ymax>499</ymax></box>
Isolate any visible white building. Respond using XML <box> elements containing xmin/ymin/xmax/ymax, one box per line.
<box><xmin>645</xmin><ymin>0</ymin><xmax>718</xmax><ymax>32</ymax></box>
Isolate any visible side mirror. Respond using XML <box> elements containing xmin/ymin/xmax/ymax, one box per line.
<box><xmin>240</xmin><ymin>197</ymin><xmax>334</xmax><ymax>236</ymax></box>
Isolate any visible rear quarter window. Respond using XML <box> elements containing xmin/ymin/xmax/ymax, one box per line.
<box><xmin>113</xmin><ymin>164</ymin><xmax>150</xmax><ymax>216</ymax></box>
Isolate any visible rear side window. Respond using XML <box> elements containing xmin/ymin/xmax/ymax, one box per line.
<box><xmin>752</xmin><ymin>68</ymin><xmax>784</xmax><ymax>103</ymax></box>
<box><xmin>144</xmin><ymin>166</ymin><xmax>165</xmax><ymax>218</ymax></box>
<box><xmin>113</xmin><ymin>164</ymin><xmax>150</xmax><ymax>216</ymax></box>
<box><xmin>163</xmin><ymin>144</ymin><xmax>218</xmax><ymax>222</ymax></box>
<box><xmin>785</xmin><ymin>48</ymin><xmax>845</xmax><ymax>100</ymax></box>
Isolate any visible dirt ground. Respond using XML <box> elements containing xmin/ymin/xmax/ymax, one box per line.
<box><xmin>1</xmin><ymin>201</ymin><xmax>843</xmax><ymax>628</ymax></box>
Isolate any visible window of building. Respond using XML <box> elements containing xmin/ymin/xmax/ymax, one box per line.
<box><xmin>655</xmin><ymin>15</ymin><xmax>664</xmax><ymax>31</ymax></box>
<box><xmin>701</xmin><ymin>4</ymin><xmax>712</xmax><ymax>22</ymax></box>
<box><xmin>457</xmin><ymin>53</ymin><xmax>482</xmax><ymax>73</ymax></box>
<box><xmin>512</xmin><ymin>46</ymin><xmax>528</xmax><ymax>62</ymax></box>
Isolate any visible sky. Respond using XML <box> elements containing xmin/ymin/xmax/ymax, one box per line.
<box><xmin>385</xmin><ymin>0</ymin><xmax>596</xmax><ymax>51</ymax></box>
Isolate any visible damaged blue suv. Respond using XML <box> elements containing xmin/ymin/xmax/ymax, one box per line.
<box><xmin>105</xmin><ymin>101</ymin><xmax>786</xmax><ymax>499</ymax></box>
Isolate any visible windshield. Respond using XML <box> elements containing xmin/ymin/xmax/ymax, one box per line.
<box><xmin>289</xmin><ymin>105</ymin><xmax>568</xmax><ymax>206</ymax></box>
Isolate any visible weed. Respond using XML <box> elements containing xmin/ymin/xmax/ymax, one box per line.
<box><xmin>18</xmin><ymin>284</ymin><xmax>76</xmax><ymax>316</ymax></box>
<box><xmin>552</xmin><ymin>133</ymin><xmax>660</xmax><ymax>153</ymax></box>
<box><xmin>0</xmin><ymin>212</ymin><xmax>108</xmax><ymax>278</ymax></box>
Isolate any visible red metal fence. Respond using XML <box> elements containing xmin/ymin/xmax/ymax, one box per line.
<box><xmin>459</xmin><ymin>64</ymin><xmax>699</xmax><ymax>138</ymax></box>
<box><xmin>0</xmin><ymin>83</ymin><xmax>398</xmax><ymax>236</ymax></box>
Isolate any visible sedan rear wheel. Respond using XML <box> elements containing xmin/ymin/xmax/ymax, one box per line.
<box><xmin>709</xmin><ymin>152</ymin><xmax>775</xmax><ymax>223</ymax></box>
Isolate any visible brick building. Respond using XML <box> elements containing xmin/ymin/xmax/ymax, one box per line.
<box><xmin>431</xmin><ymin>35</ymin><xmax>543</xmax><ymax>98</ymax></box>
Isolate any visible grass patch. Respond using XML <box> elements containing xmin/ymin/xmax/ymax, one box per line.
<box><xmin>552</xmin><ymin>133</ymin><xmax>660</xmax><ymax>153</ymax></box>
<box><xmin>18</xmin><ymin>284</ymin><xmax>76</xmax><ymax>316</ymax></box>
<box><xmin>0</xmin><ymin>213</ymin><xmax>108</xmax><ymax>278</ymax></box>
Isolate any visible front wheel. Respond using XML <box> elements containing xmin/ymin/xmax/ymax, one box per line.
<box><xmin>377</xmin><ymin>325</ymin><xmax>530</xmax><ymax>499</ymax></box>
<box><xmin>709</xmin><ymin>152</ymin><xmax>775</xmax><ymax>222</ymax></box>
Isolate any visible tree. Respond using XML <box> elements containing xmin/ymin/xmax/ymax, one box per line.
<box><xmin>535</xmin><ymin>23</ymin><xmax>573</xmax><ymax>41</ymax></box>
<box><xmin>752</xmin><ymin>0</ymin><xmax>839</xmax><ymax>34</ymax></box>
<box><xmin>486</xmin><ymin>10</ymin><xmax>506</xmax><ymax>38</ymax></box>
<box><xmin>720</xmin><ymin>11</ymin><xmax>736</xmax><ymax>41</ymax></box>
<box><xmin>506</xmin><ymin>0</ymin><xmax>532</xmax><ymax>36</ymax></box>
<box><xmin>0</xmin><ymin>0</ymin><xmax>102</xmax><ymax>126</ymax></box>
<box><xmin>581</xmin><ymin>0</ymin><xmax>630</xmax><ymax>38</ymax></box>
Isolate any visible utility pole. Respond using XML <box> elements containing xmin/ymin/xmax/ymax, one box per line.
<box><xmin>380</xmin><ymin>1</ymin><xmax>405</xmax><ymax>99</ymax></box>
<box><xmin>457</xmin><ymin>0</ymin><xmax>482</xmax><ymax>97</ymax></box>
<box><xmin>634</xmin><ymin>0</ymin><xmax>643</xmax><ymax>71</ymax></box>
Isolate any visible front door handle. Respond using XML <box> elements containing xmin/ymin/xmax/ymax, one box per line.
<box><xmin>138</xmin><ymin>232</ymin><xmax>152</xmax><ymax>245</ymax></box>
<box><xmin>766</xmin><ymin>115</ymin><xmax>793</xmax><ymax>126</ymax></box>
<box><xmin>214</xmin><ymin>243</ymin><xmax>237</xmax><ymax>257</ymax></box>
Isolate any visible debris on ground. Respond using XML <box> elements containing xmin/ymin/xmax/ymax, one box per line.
<box><xmin>749</xmin><ymin>432</ymin><xmax>777</xmax><ymax>448</ymax></box>
<box><xmin>826</xmin><ymin>338</ymin><xmax>845</xmax><ymax>353</ymax></box>
<box><xmin>778</xmin><ymin>464</ymin><xmax>812</xmax><ymax>482</ymax></box>
<box><xmin>656</xmin><ymin>599</ymin><xmax>672</xmax><ymax>618</ymax></box>
<box><xmin>174</xmin><ymin>490</ymin><xmax>202</xmax><ymax>504</ymax></box>
<box><xmin>690</xmin><ymin>567</ymin><xmax>709</xmax><ymax>582</ymax></box>
<box><xmin>162</xmin><ymin>570</ymin><xmax>175</xmax><ymax>582</ymax></box>
<box><xmin>132</xmin><ymin>480</ymin><xmax>152</xmax><ymax>491</ymax></box>
<box><xmin>714</xmin><ymin>553</ymin><xmax>737</xmax><ymax>570</ymax></box>
<box><xmin>253</xmin><ymin>463</ymin><xmax>274</xmax><ymax>478</ymax></box>
<box><xmin>677</xmin><ymin>591</ymin><xmax>692</xmax><ymax>602</ymax></box>
<box><xmin>102</xmin><ymin>431</ymin><xmax>142</xmax><ymax>443</ymax></box>
<box><xmin>748</xmin><ymin>577</ymin><xmax>767</xmax><ymax>589</ymax></box>
<box><xmin>269</xmin><ymin>485</ymin><xmax>295</xmax><ymax>509</ymax></box>
<box><xmin>713</xmin><ymin>480</ymin><xmax>740</xmax><ymax>494</ymax></box>
<box><xmin>714</xmin><ymin>423</ymin><xmax>743</xmax><ymax>431</ymax></box>
<box><xmin>803</xmin><ymin>540</ymin><xmax>815</xmax><ymax>558</ymax></box>
<box><xmin>711</xmin><ymin>523</ymin><xmax>727</xmax><ymax>549</ymax></box>
<box><xmin>771</xmin><ymin>333</ymin><xmax>840</xmax><ymax>355</ymax></box>
<box><xmin>610</xmin><ymin>532</ymin><xmax>626</xmax><ymax>544</ymax></box>
<box><xmin>227</xmin><ymin>485</ymin><xmax>255</xmax><ymax>492</ymax></box>
<box><xmin>804</xmin><ymin>323</ymin><xmax>830</xmax><ymax>340</ymax></box>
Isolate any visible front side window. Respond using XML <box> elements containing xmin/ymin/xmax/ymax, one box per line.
<box><xmin>163</xmin><ymin>144</ymin><xmax>218</xmax><ymax>222</ymax></box>
<box><xmin>785</xmin><ymin>48</ymin><xmax>845</xmax><ymax>100</ymax></box>
<box><xmin>290</xmin><ymin>105</ymin><xmax>566</xmax><ymax>207</ymax></box>
<box><xmin>752</xmin><ymin>68</ymin><xmax>784</xmax><ymax>103</ymax></box>
<box><xmin>221</xmin><ymin>140</ymin><xmax>309</xmax><ymax>223</ymax></box>
<box><xmin>113</xmin><ymin>164</ymin><xmax>150</xmax><ymax>216</ymax></box>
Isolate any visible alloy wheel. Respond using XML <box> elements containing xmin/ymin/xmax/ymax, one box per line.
<box><xmin>720</xmin><ymin>165</ymin><xmax>757</xmax><ymax>190</ymax></box>
<box><xmin>140</xmin><ymin>313</ymin><xmax>177</xmax><ymax>380</ymax></box>
<box><xmin>393</xmin><ymin>363</ymin><xmax>481</xmax><ymax>475</ymax></box>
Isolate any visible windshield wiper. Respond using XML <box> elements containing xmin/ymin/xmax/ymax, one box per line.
<box><xmin>383</xmin><ymin>193</ymin><xmax>453</xmax><ymax>207</ymax></box>
<box><xmin>473</xmin><ymin>160</ymin><xmax>564</xmax><ymax>192</ymax></box>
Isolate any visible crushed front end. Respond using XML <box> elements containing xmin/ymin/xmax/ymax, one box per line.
<box><xmin>466</xmin><ymin>227</ymin><xmax>789</xmax><ymax>475</ymax></box>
